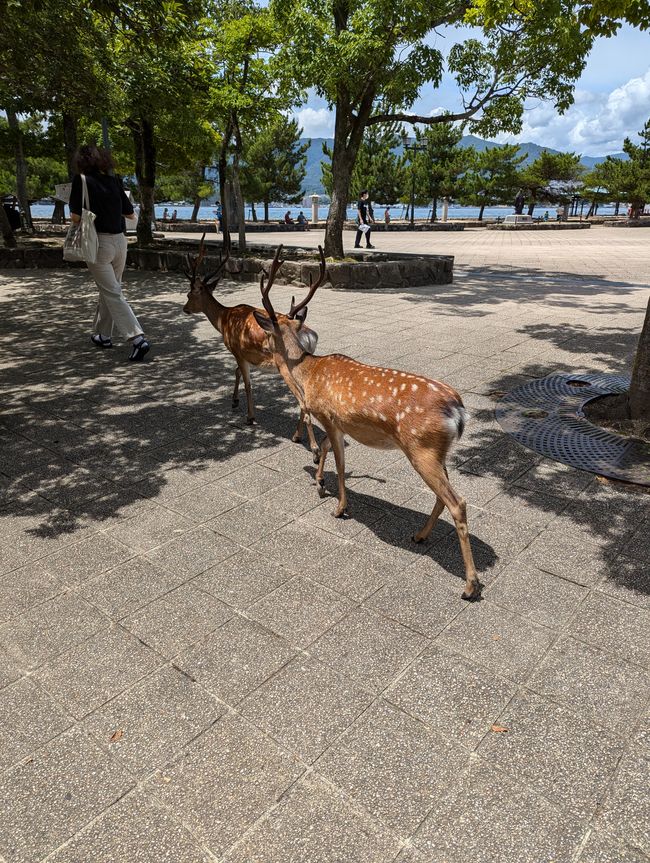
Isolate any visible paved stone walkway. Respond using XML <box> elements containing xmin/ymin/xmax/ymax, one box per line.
<box><xmin>0</xmin><ymin>230</ymin><xmax>649</xmax><ymax>862</ymax></box>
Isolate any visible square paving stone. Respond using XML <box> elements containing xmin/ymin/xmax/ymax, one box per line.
<box><xmin>619</xmin><ymin>515</ymin><xmax>650</xmax><ymax>563</ymax></box>
<box><xmin>0</xmin><ymin>726</ymin><xmax>134</xmax><ymax>863</ymax></box>
<box><xmin>592</xmin><ymin>751</ymin><xmax>650</xmax><ymax>856</ymax></box>
<box><xmin>251</xmin><ymin>521</ymin><xmax>347</xmax><ymax>570</ymax></box>
<box><xmin>121</xmin><ymin>583</ymin><xmax>232</xmax><ymax>657</ymax></box>
<box><xmin>165</xmin><ymin>481</ymin><xmax>246</xmax><ymax>524</ymax></box>
<box><xmin>436</xmin><ymin>599</ymin><xmax>555</xmax><ymax>684</ymax></box>
<box><xmin>192</xmin><ymin>548</ymin><xmax>291</xmax><ymax>608</ymax></box>
<box><xmin>520</xmin><ymin>525</ymin><xmax>611</xmax><ymax>586</ymax></box>
<box><xmin>83</xmin><ymin>665</ymin><xmax>224</xmax><ymax>777</ymax></box>
<box><xmin>299</xmin><ymin>495</ymin><xmax>385</xmax><ymax>539</ymax></box>
<box><xmin>224</xmin><ymin>774</ymin><xmax>399</xmax><ymax>863</ymax></box>
<box><xmin>107</xmin><ymin>505</ymin><xmax>193</xmax><ymax>553</ymax></box>
<box><xmin>247</xmin><ymin>576</ymin><xmax>354</xmax><ymax>648</ymax></box>
<box><xmin>218</xmin><ymin>463</ymin><xmax>289</xmax><ymax>499</ymax></box>
<box><xmin>576</xmin><ymin>830</ymin><xmax>649</xmax><ymax>863</ymax></box>
<box><xmin>240</xmin><ymin>655</ymin><xmax>374</xmax><ymax>762</ymax></box>
<box><xmin>256</xmin><ymin>473</ymin><xmax>326</xmax><ymax>517</ymax></box>
<box><xmin>39</xmin><ymin>531</ymin><xmax>134</xmax><ymax>586</ymax></box>
<box><xmin>484</xmin><ymin>489</ymin><xmax>567</xmax><ymax>527</ymax></box>
<box><xmin>145</xmin><ymin>526</ymin><xmax>241</xmax><ymax>579</ymax></box>
<box><xmin>79</xmin><ymin>557</ymin><xmax>187</xmax><ymax>620</ymax></box>
<box><xmin>0</xmin><ymin>561</ymin><xmax>63</xmax><ymax>625</ymax></box>
<box><xmin>513</xmin><ymin>461</ymin><xmax>594</xmax><ymax>500</ymax></box>
<box><xmin>306</xmin><ymin>544</ymin><xmax>403</xmax><ymax>601</ymax></box>
<box><xmin>477</xmin><ymin>690</ymin><xmax>624</xmax><ymax>818</ymax></box>
<box><xmin>0</xmin><ymin>591</ymin><xmax>108</xmax><ymax>671</ymax></box>
<box><xmin>528</xmin><ymin>637</ymin><xmax>650</xmax><ymax>735</ymax></box>
<box><xmin>366</xmin><ymin>568</ymin><xmax>466</xmax><ymax>636</ymax></box>
<box><xmin>0</xmin><ymin>645</ymin><xmax>22</xmax><ymax>690</ymax></box>
<box><xmin>485</xmin><ymin>561</ymin><xmax>588</xmax><ymax>628</ymax></box>
<box><xmin>46</xmin><ymin>791</ymin><xmax>212</xmax><ymax>863</ymax></box>
<box><xmin>206</xmin><ymin>498</ymin><xmax>293</xmax><ymax>546</ymax></box>
<box><xmin>149</xmin><ymin>714</ymin><xmax>304</xmax><ymax>857</ymax></box>
<box><xmin>568</xmin><ymin>592</ymin><xmax>650</xmax><ymax>668</ymax></box>
<box><xmin>316</xmin><ymin>700</ymin><xmax>467</xmax><ymax>835</ymax></box>
<box><xmin>596</xmin><ymin>555</ymin><xmax>650</xmax><ymax>609</ymax></box>
<box><xmin>385</xmin><ymin>645</ymin><xmax>516</xmax><ymax>749</ymax></box>
<box><xmin>0</xmin><ymin>678</ymin><xmax>72</xmax><ymax>772</ymax></box>
<box><xmin>176</xmin><ymin>615</ymin><xmax>295</xmax><ymax>705</ymax></box>
<box><xmin>413</xmin><ymin>756</ymin><xmax>583</xmax><ymax>863</ymax></box>
<box><xmin>310</xmin><ymin>606</ymin><xmax>427</xmax><ymax>692</ymax></box>
<box><xmin>35</xmin><ymin>627</ymin><xmax>163</xmax><ymax>719</ymax></box>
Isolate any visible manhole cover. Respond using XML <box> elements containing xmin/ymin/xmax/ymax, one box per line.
<box><xmin>495</xmin><ymin>373</ymin><xmax>650</xmax><ymax>487</ymax></box>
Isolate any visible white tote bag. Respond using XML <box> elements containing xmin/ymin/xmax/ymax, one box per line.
<box><xmin>63</xmin><ymin>174</ymin><xmax>99</xmax><ymax>264</ymax></box>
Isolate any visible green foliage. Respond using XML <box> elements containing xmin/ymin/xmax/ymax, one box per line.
<box><xmin>412</xmin><ymin>124</ymin><xmax>470</xmax><ymax>207</ymax></box>
<box><xmin>460</xmin><ymin>143</ymin><xmax>527</xmax><ymax>215</ymax></box>
<box><xmin>520</xmin><ymin>150</ymin><xmax>584</xmax><ymax>202</ymax></box>
<box><xmin>620</xmin><ymin>120</ymin><xmax>650</xmax><ymax>211</ymax></box>
<box><xmin>321</xmin><ymin>125</ymin><xmax>407</xmax><ymax>204</ymax></box>
<box><xmin>240</xmin><ymin>116</ymin><xmax>308</xmax><ymax>209</ymax></box>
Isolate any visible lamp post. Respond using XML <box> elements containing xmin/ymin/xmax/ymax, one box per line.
<box><xmin>402</xmin><ymin>133</ymin><xmax>423</xmax><ymax>229</ymax></box>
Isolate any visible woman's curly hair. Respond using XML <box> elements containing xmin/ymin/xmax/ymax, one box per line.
<box><xmin>74</xmin><ymin>144</ymin><xmax>114</xmax><ymax>174</ymax></box>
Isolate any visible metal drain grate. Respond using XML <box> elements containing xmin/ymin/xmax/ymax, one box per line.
<box><xmin>496</xmin><ymin>373</ymin><xmax>650</xmax><ymax>487</ymax></box>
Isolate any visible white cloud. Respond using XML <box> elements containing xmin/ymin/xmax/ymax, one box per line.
<box><xmin>293</xmin><ymin>107</ymin><xmax>334</xmax><ymax>138</ymax></box>
<box><xmin>498</xmin><ymin>67</ymin><xmax>650</xmax><ymax>155</ymax></box>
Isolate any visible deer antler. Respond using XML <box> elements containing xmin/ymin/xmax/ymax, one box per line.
<box><xmin>204</xmin><ymin>232</ymin><xmax>233</xmax><ymax>287</ymax></box>
<box><xmin>289</xmin><ymin>245</ymin><xmax>326</xmax><ymax>319</ymax></box>
<box><xmin>184</xmin><ymin>233</ymin><xmax>208</xmax><ymax>281</ymax></box>
<box><xmin>260</xmin><ymin>245</ymin><xmax>284</xmax><ymax>322</ymax></box>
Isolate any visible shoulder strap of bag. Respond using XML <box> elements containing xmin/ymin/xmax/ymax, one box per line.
<box><xmin>81</xmin><ymin>174</ymin><xmax>90</xmax><ymax>211</ymax></box>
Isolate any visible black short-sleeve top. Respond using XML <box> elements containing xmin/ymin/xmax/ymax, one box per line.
<box><xmin>69</xmin><ymin>172</ymin><xmax>134</xmax><ymax>234</ymax></box>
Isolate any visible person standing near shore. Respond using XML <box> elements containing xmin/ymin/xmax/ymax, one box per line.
<box><xmin>69</xmin><ymin>144</ymin><xmax>150</xmax><ymax>361</ymax></box>
<box><xmin>354</xmin><ymin>190</ymin><xmax>375</xmax><ymax>249</ymax></box>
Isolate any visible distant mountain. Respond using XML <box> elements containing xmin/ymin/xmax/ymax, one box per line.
<box><xmin>300</xmin><ymin>134</ymin><xmax>627</xmax><ymax>196</ymax></box>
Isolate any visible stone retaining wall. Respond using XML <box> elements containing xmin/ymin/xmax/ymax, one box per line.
<box><xmin>0</xmin><ymin>245</ymin><xmax>453</xmax><ymax>288</ymax></box>
<box><xmin>161</xmin><ymin>221</ymin><xmax>465</xmax><ymax>233</ymax></box>
<box><xmin>127</xmin><ymin>247</ymin><xmax>454</xmax><ymax>288</ymax></box>
<box><xmin>488</xmin><ymin>221</ymin><xmax>592</xmax><ymax>231</ymax></box>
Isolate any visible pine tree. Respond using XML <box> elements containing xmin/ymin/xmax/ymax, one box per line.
<box><xmin>461</xmin><ymin>144</ymin><xmax>527</xmax><ymax>220</ymax></box>
<box><xmin>240</xmin><ymin>116</ymin><xmax>308</xmax><ymax>222</ymax></box>
<box><xmin>413</xmin><ymin>124</ymin><xmax>469</xmax><ymax>221</ymax></box>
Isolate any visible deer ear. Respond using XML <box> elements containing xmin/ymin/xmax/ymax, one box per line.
<box><xmin>295</xmin><ymin>306</ymin><xmax>308</xmax><ymax>324</ymax></box>
<box><xmin>297</xmin><ymin>328</ymin><xmax>318</xmax><ymax>355</ymax></box>
<box><xmin>253</xmin><ymin>310</ymin><xmax>274</xmax><ymax>332</ymax></box>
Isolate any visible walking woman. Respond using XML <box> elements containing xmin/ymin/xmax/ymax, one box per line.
<box><xmin>69</xmin><ymin>145</ymin><xmax>150</xmax><ymax>361</ymax></box>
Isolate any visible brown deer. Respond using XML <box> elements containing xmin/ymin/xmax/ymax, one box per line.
<box><xmin>182</xmin><ymin>235</ymin><xmax>324</xmax><ymax>460</ymax></box>
<box><xmin>253</xmin><ymin>246</ymin><xmax>481</xmax><ymax>601</ymax></box>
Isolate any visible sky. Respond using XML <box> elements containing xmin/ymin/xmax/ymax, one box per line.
<box><xmin>293</xmin><ymin>24</ymin><xmax>650</xmax><ymax>155</ymax></box>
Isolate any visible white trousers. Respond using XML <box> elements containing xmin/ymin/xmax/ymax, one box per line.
<box><xmin>86</xmin><ymin>233</ymin><xmax>143</xmax><ymax>341</ymax></box>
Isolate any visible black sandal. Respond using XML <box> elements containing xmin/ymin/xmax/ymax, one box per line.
<box><xmin>128</xmin><ymin>338</ymin><xmax>150</xmax><ymax>361</ymax></box>
<box><xmin>91</xmin><ymin>335</ymin><xmax>113</xmax><ymax>348</ymax></box>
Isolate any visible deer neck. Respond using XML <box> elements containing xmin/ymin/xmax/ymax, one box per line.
<box><xmin>274</xmin><ymin>351</ymin><xmax>316</xmax><ymax>411</ymax></box>
<box><xmin>201</xmin><ymin>292</ymin><xmax>226</xmax><ymax>333</ymax></box>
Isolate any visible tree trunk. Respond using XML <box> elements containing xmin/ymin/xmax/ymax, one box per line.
<box><xmin>63</xmin><ymin>111</ymin><xmax>78</xmax><ymax>178</ymax></box>
<box><xmin>615</xmin><ymin>201</ymin><xmax>620</xmax><ymax>216</ymax></box>
<box><xmin>218</xmin><ymin>136</ymin><xmax>229</xmax><ymax>241</ymax></box>
<box><xmin>264</xmin><ymin>199</ymin><xmax>269</xmax><ymax>223</ymax></box>
<box><xmin>478</xmin><ymin>202</ymin><xmax>485</xmax><ymax>221</ymax></box>
<box><xmin>0</xmin><ymin>205</ymin><xmax>17</xmax><ymax>248</ymax></box>
<box><xmin>51</xmin><ymin>201</ymin><xmax>66</xmax><ymax>224</ymax></box>
<box><xmin>250</xmin><ymin>203</ymin><xmax>257</xmax><ymax>222</ymax></box>
<box><xmin>131</xmin><ymin>116</ymin><xmax>156</xmax><ymax>245</ymax></box>
<box><xmin>629</xmin><ymin>297</ymin><xmax>650</xmax><ymax>420</ymax></box>
<box><xmin>432</xmin><ymin>196</ymin><xmax>438</xmax><ymax>222</ymax></box>
<box><xmin>231</xmin><ymin>153</ymin><xmax>246</xmax><ymax>251</ymax></box>
<box><xmin>6</xmin><ymin>107</ymin><xmax>34</xmax><ymax>233</ymax></box>
<box><xmin>527</xmin><ymin>200</ymin><xmax>536</xmax><ymax>217</ymax></box>
<box><xmin>191</xmin><ymin>196</ymin><xmax>201</xmax><ymax>222</ymax></box>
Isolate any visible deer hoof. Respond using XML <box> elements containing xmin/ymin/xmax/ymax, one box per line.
<box><xmin>411</xmin><ymin>532</ymin><xmax>425</xmax><ymax>544</ymax></box>
<box><xmin>291</xmin><ymin>433</ymin><xmax>301</xmax><ymax>443</ymax></box>
<box><xmin>333</xmin><ymin>506</ymin><xmax>348</xmax><ymax>519</ymax></box>
<box><xmin>312</xmin><ymin>449</ymin><xmax>321</xmax><ymax>464</ymax></box>
<box><xmin>246</xmin><ymin>417</ymin><xmax>255</xmax><ymax>426</ymax></box>
<box><xmin>231</xmin><ymin>400</ymin><xmax>239</xmax><ymax>409</ymax></box>
<box><xmin>461</xmin><ymin>582</ymin><xmax>482</xmax><ymax>602</ymax></box>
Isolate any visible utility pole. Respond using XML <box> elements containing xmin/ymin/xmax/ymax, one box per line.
<box><xmin>402</xmin><ymin>135</ymin><xmax>423</xmax><ymax>228</ymax></box>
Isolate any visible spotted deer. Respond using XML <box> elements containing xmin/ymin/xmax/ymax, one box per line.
<box><xmin>253</xmin><ymin>246</ymin><xmax>480</xmax><ymax>601</ymax></box>
<box><xmin>182</xmin><ymin>235</ymin><xmax>324</xmax><ymax>459</ymax></box>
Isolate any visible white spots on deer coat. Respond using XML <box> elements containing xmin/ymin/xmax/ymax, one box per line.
<box><xmin>411</xmin><ymin>383</ymin><xmax>418</xmax><ymax>392</ymax></box>
<box><xmin>428</xmin><ymin>382</ymin><xmax>438</xmax><ymax>392</ymax></box>
<box><xmin>400</xmin><ymin>383</ymin><xmax>406</xmax><ymax>392</ymax></box>
<box><xmin>391</xmin><ymin>387</ymin><xmax>398</xmax><ymax>397</ymax></box>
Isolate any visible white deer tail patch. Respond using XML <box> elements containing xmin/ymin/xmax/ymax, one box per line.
<box><xmin>443</xmin><ymin>404</ymin><xmax>468</xmax><ymax>442</ymax></box>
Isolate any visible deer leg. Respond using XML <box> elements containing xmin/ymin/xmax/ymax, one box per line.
<box><xmin>239</xmin><ymin>361</ymin><xmax>255</xmax><ymax>424</ymax></box>
<box><xmin>292</xmin><ymin>411</ymin><xmax>321</xmax><ymax>463</ymax></box>
<box><xmin>315</xmin><ymin>435</ymin><xmax>332</xmax><ymax>497</ymax></box>
<box><xmin>409</xmin><ymin>454</ymin><xmax>480</xmax><ymax>601</ymax></box>
<box><xmin>328</xmin><ymin>428</ymin><xmax>348</xmax><ymax>518</ymax></box>
<box><xmin>232</xmin><ymin>367</ymin><xmax>241</xmax><ymax>408</ymax></box>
